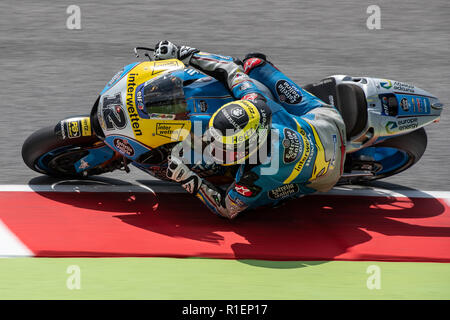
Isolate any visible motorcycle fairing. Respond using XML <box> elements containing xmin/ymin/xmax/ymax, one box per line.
<box><xmin>180</xmin><ymin>70</ymin><xmax>234</xmax><ymax>134</ymax></box>
<box><xmin>104</xmin><ymin>134</ymin><xmax>153</xmax><ymax>162</ymax></box>
<box><xmin>316</xmin><ymin>75</ymin><xmax>443</xmax><ymax>153</ymax></box>
<box><xmin>74</xmin><ymin>144</ymin><xmax>116</xmax><ymax>173</ymax></box>
<box><xmin>97</xmin><ymin>60</ymin><xmax>193</xmax><ymax>153</ymax></box>
<box><xmin>100</xmin><ymin>62</ymin><xmax>139</xmax><ymax>95</ymax></box>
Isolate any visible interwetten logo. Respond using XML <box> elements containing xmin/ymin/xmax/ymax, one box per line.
<box><xmin>126</xmin><ymin>73</ymin><xmax>142</xmax><ymax>136</ymax></box>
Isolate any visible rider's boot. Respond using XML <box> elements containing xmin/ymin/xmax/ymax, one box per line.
<box><xmin>243</xmin><ymin>53</ymin><xmax>324</xmax><ymax>115</ymax></box>
<box><xmin>243</xmin><ymin>52</ymin><xmax>278</xmax><ymax>74</ymax></box>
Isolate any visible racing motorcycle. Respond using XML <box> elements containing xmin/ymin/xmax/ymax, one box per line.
<box><xmin>22</xmin><ymin>47</ymin><xmax>444</xmax><ymax>185</ymax></box>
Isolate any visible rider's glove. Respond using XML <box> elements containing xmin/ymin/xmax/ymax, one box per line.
<box><xmin>154</xmin><ymin>40</ymin><xmax>199</xmax><ymax>64</ymax></box>
<box><xmin>166</xmin><ymin>156</ymin><xmax>202</xmax><ymax>195</ymax></box>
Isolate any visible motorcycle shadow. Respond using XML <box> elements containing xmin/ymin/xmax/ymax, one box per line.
<box><xmin>28</xmin><ymin>177</ymin><xmax>449</xmax><ymax>269</ymax></box>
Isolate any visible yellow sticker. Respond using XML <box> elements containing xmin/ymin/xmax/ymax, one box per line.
<box><xmin>68</xmin><ymin>121</ymin><xmax>81</xmax><ymax>138</ymax></box>
<box><xmin>81</xmin><ymin>118</ymin><xmax>91</xmax><ymax>136</ymax></box>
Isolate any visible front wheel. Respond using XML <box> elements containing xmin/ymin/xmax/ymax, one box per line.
<box><xmin>22</xmin><ymin>124</ymin><xmax>120</xmax><ymax>178</ymax></box>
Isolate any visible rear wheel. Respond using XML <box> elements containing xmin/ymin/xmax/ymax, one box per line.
<box><xmin>341</xmin><ymin>128</ymin><xmax>427</xmax><ymax>184</ymax></box>
<box><xmin>371</xmin><ymin>127</ymin><xmax>427</xmax><ymax>180</ymax></box>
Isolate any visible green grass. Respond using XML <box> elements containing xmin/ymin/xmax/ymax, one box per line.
<box><xmin>0</xmin><ymin>258</ymin><xmax>449</xmax><ymax>299</ymax></box>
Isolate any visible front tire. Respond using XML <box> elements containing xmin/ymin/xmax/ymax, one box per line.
<box><xmin>22</xmin><ymin>125</ymin><xmax>101</xmax><ymax>178</ymax></box>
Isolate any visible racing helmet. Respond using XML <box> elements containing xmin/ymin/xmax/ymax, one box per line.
<box><xmin>207</xmin><ymin>100</ymin><xmax>272</xmax><ymax>165</ymax></box>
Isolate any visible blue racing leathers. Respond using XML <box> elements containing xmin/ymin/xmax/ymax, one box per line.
<box><xmin>173</xmin><ymin>51</ymin><xmax>346</xmax><ymax>219</ymax></box>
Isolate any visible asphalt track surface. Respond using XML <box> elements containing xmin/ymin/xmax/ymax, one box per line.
<box><xmin>0</xmin><ymin>0</ymin><xmax>449</xmax><ymax>190</ymax></box>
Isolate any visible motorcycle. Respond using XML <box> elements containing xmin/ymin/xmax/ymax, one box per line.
<box><xmin>22</xmin><ymin>47</ymin><xmax>444</xmax><ymax>185</ymax></box>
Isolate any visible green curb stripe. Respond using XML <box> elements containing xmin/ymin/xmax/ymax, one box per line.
<box><xmin>0</xmin><ymin>258</ymin><xmax>449</xmax><ymax>299</ymax></box>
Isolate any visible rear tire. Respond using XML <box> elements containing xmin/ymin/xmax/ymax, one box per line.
<box><xmin>370</xmin><ymin>127</ymin><xmax>427</xmax><ymax>180</ymax></box>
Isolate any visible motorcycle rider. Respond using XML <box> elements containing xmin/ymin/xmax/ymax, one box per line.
<box><xmin>153</xmin><ymin>40</ymin><xmax>346</xmax><ymax>219</ymax></box>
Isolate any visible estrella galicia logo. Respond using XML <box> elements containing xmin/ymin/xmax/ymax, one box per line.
<box><xmin>102</xmin><ymin>93</ymin><xmax>127</xmax><ymax>131</ymax></box>
<box><xmin>268</xmin><ymin>184</ymin><xmax>300</xmax><ymax>200</ymax></box>
<box><xmin>276</xmin><ymin>80</ymin><xmax>302</xmax><ymax>105</ymax></box>
<box><xmin>380</xmin><ymin>79</ymin><xmax>393</xmax><ymax>89</ymax></box>
<box><xmin>282</xmin><ymin>128</ymin><xmax>301</xmax><ymax>163</ymax></box>
<box><xmin>113</xmin><ymin>138</ymin><xmax>135</xmax><ymax>157</ymax></box>
<box><xmin>385</xmin><ymin>121</ymin><xmax>398</xmax><ymax>134</ymax></box>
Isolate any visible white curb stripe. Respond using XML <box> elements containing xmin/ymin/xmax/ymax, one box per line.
<box><xmin>0</xmin><ymin>219</ymin><xmax>33</xmax><ymax>257</ymax></box>
<box><xmin>0</xmin><ymin>184</ymin><xmax>449</xmax><ymax>198</ymax></box>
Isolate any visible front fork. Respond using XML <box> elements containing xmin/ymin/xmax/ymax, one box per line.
<box><xmin>57</xmin><ymin>115</ymin><xmax>128</xmax><ymax>176</ymax></box>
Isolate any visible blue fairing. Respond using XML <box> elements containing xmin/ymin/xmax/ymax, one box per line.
<box><xmin>74</xmin><ymin>145</ymin><xmax>116</xmax><ymax>173</ymax></box>
<box><xmin>104</xmin><ymin>135</ymin><xmax>152</xmax><ymax>163</ymax></box>
<box><xmin>172</xmin><ymin>68</ymin><xmax>234</xmax><ymax>132</ymax></box>
<box><xmin>36</xmin><ymin>144</ymin><xmax>116</xmax><ymax>174</ymax></box>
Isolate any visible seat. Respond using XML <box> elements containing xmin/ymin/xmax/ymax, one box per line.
<box><xmin>303</xmin><ymin>78</ymin><xmax>368</xmax><ymax>140</ymax></box>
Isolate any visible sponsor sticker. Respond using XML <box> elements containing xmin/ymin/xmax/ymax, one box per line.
<box><xmin>393</xmin><ymin>81</ymin><xmax>415</xmax><ymax>93</ymax></box>
<box><xmin>242</xmin><ymin>93</ymin><xmax>259</xmax><ymax>102</ymax></box>
<box><xmin>385</xmin><ymin>118</ymin><xmax>418</xmax><ymax>133</ymax></box>
<box><xmin>152</xmin><ymin>60</ymin><xmax>180</xmax><ymax>75</ymax></box>
<box><xmin>60</xmin><ymin>121</ymin><xmax>66</xmax><ymax>139</ymax></box>
<box><xmin>81</xmin><ymin>118</ymin><xmax>91</xmax><ymax>136</ymax></box>
<box><xmin>234</xmin><ymin>184</ymin><xmax>253</xmax><ymax>197</ymax></box>
<box><xmin>68</xmin><ymin>120</ymin><xmax>81</xmax><ymax>138</ymax></box>
<box><xmin>268</xmin><ymin>183</ymin><xmax>300</xmax><ymax>200</ymax></box>
<box><xmin>397</xmin><ymin>118</ymin><xmax>418</xmax><ymax>130</ymax></box>
<box><xmin>380</xmin><ymin>79</ymin><xmax>392</xmax><ymax>89</ymax></box>
<box><xmin>113</xmin><ymin>138</ymin><xmax>135</xmax><ymax>157</ymax></box>
<box><xmin>276</xmin><ymin>80</ymin><xmax>303</xmax><ymax>105</ymax></box>
<box><xmin>385</xmin><ymin>121</ymin><xmax>398</xmax><ymax>134</ymax></box>
<box><xmin>126</xmin><ymin>73</ymin><xmax>142</xmax><ymax>136</ymax></box>
<box><xmin>63</xmin><ymin>117</ymin><xmax>90</xmax><ymax>139</ymax></box>
<box><xmin>226</xmin><ymin>195</ymin><xmax>248</xmax><ymax>216</ymax></box>
<box><xmin>400</xmin><ymin>98</ymin><xmax>410</xmax><ymax>112</ymax></box>
<box><xmin>284</xmin><ymin>127</ymin><xmax>311</xmax><ymax>184</ymax></box>
<box><xmin>78</xmin><ymin>159</ymin><xmax>90</xmax><ymax>170</ymax></box>
<box><xmin>107</xmin><ymin>67</ymin><xmax>124</xmax><ymax>87</ymax></box>
<box><xmin>282</xmin><ymin>128</ymin><xmax>301</xmax><ymax>163</ymax></box>
<box><xmin>379</xmin><ymin>93</ymin><xmax>398</xmax><ymax>116</ymax></box>
<box><xmin>155</xmin><ymin>123</ymin><xmax>185</xmax><ymax>140</ymax></box>
<box><xmin>243</xmin><ymin>58</ymin><xmax>263</xmax><ymax>74</ymax></box>
<box><xmin>149</xmin><ymin>113</ymin><xmax>176</xmax><ymax>120</ymax></box>
<box><xmin>135</xmin><ymin>84</ymin><xmax>150</xmax><ymax>119</ymax></box>
<box><xmin>231</xmin><ymin>106</ymin><xmax>245</xmax><ymax>119</ymax></box>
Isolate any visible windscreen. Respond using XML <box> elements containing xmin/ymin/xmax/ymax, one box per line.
<box><xmin>143</xmin><ymin>74</ymin><xmax>188</xmax><ymax>118</ymax></box>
